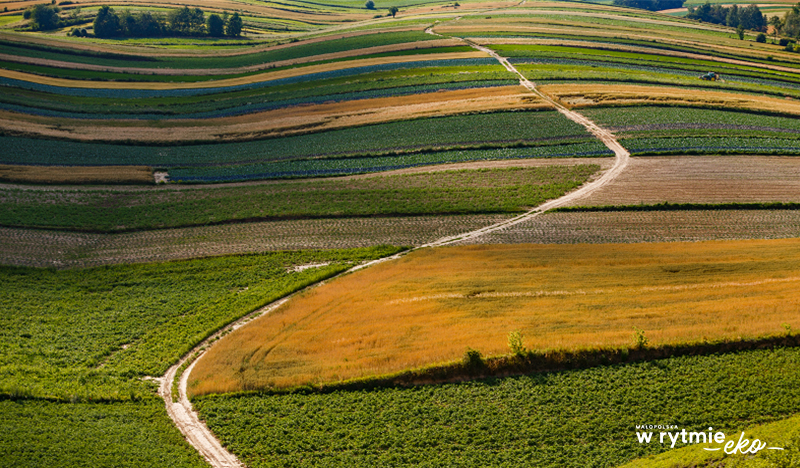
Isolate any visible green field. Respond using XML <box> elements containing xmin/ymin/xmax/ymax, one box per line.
<box><xmin>0</xmin><ymin>246</ymin><xmax>400</xmax><ymax>400</ymax></box>
<box><xmin>194</xmin><ymin>347</ymin><xmax>800</xmax><ymax>468</ymax></box>
<box><xmin>0</xmin><ymin>166</ymin><xmax>599</xmax><ymax>231</ymax></box>
<box><xmin>0</xmin><ymin>399</ymin><xmax>208</xmax><ymax>468</ymax></box>
<box><xmin>580</xmin><ymin>107</ymin><xmax>800</xmax><ymax>155</ymax></box>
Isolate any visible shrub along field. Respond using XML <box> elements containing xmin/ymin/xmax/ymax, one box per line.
<box><xmin>0</xmin><ymin>165</ymin><xmax>600</xmax><ymax>231</ymax></box>
<box><xmin>189</xmin><ymin>240</ymin><xmax>800</xmax><ymax>395</ymax></box>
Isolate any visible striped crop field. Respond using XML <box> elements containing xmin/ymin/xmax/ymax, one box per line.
<box><xmin>0</xmin><ymin>165</ymin><xmax>601</xmax><ymax>231</ymax></box>
<box><xmin>3</xmin><ymin>0</ymin><xmax>800</xmax><ymax>183</ymax></box>
<box><xmin>6</xmin><ymin>1</ymin><xmax>800</xmax><ymax>467</ymax></box>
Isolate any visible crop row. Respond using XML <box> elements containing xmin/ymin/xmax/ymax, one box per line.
<box><xmin>0</xmin><ymin>65</ymin><xmax>512</xmax><ymax>116</ymax></box>
<box><xmin>0</xmin><ymin>46</ymin><xmax>476</xmax><ymax>83</ymax></box>
<box><xmin>583</xmin><ymin>107</ymin><xmax>800</xmax><ymax>130</ymax></box>
<box><xmin>622</xmin><ymin>137</ymin><xmax>800</xmax><ymax>155</ymax></box>
<box><xmin>0</xmin><ymin>166</ymin><xmax>600</xmax><ymax>232</ymax></box>
<box><xmin>0</xmin><ymin>111</ymin><xmax>591</xmax><ymax>167</ymax></box>
<box><xmin>1</xmin><ymin>80</ymin><xmax>517</xmax><ymax>120</ymax></box>
<box><xmin>169</xmin><ymin>142</ymin><xmax>612</xmax><ymax>182</ymax></box>
<box><xmin>0</xmin><ymin>31</ymin><xmax>438</xmax><ymax>70</ymax></box>
<box><xmin>0</xmin><ymin>215</ymin><xmax>511</xmax><ymax>269</ymax></box>
<box><xmin>514</xmin><ymin>58</ymin><xmax>800</xmax><ymax>96</ymax></box>
<box><xmin>193</xmin><ymin>347</ymin><xmax>800</xmax><ymax>468</ymax></box>
<box><xmin>0</xmin><ymin>247</ymin><xmax>399</xmax><ymax>400</ymax></box>
<box><xmin>0</xmin><ymin>58</ymin><xmax>499</xmax><ymax>99</ymax></box>
<box><xmin>466</xmin><ymin>209</ymin><xmax>800</xmax><ymax>245</ymax></box>
<box><xmin>1</xmin><ymin>400</ymin><xmax>208</xmax><ymax>468</ymax></box>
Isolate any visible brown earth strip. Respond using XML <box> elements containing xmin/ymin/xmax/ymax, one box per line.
<box><xmin>0</xmin><ymin>164</ymin><xmax>153</xmax><ymax>184</ymax></box>
<box><xmin>0</xmin><ymin>214</ymin><xmax>512</xmax><ymax>269</ymax></box>
<box><xmin>541</xmin><ymin>84</ymin><xmax>800</xmax><ymax>114</ymax></box>
<box><xmin>0</xmin><ymin>85</ymin><xmax>546</xmax><ymax>143</ymax></box>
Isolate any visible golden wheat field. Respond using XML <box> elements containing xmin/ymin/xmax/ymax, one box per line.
<box><xmin>189</xmin><ymin>240</ymin><xmax>800</xmax><ymax>395</ymax></box>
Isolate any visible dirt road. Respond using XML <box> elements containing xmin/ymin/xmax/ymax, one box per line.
<box><xmin>158</xmin><ymin>37</ymin><xmax>631</xmax><ymax>468</ymax></box>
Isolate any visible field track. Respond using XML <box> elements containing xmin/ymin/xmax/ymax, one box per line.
<box><xmin>157</xmin><ymin>34</ymin><xmax>634</xmax><ymax>468</ymax></box>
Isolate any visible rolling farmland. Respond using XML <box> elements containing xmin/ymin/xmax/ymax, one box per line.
<box><xmin>4</xmin><ymin>0</ymin><xmax>800</xmax><ymax>467</ymax></box>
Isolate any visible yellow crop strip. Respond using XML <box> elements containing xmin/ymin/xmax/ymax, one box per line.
<box><xmin>190</xmin><ymin>239</ymin><xmax>800</xmax><ymax>395</ymax></box>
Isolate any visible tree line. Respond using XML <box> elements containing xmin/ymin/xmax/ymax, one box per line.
<box><xmin>685</xmin><ymin>2</ymin><xmax>767</xmax><ymax>31</ymax></box>
<box><xmin>93</xmin><ymin>6</ymin><xmax>243</xmax><ymax>38</ymax></box>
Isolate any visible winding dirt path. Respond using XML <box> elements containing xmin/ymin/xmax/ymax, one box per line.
<box><xmin>158</xmin><ymin>28</ymin><xmax>631</xmax><ymax>468</ymax></box>
<box><xmin>420</xmin><ymin>38</ymin><xmax>629</xmax><ymax>247</ymax></box>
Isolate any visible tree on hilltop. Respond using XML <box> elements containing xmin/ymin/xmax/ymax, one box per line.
<box><xmin>365</xmin><ymin>0</ymin><xmax>375</xmax><ymax>9</ymax></box>
<box><xmin>168</xmin><ymin>6</ymin><xmax>205</xmax><ymax>36</ymax></box>
<box><xmin>26</xmin><ymin>4</ymin><xmax>61</xmax><ymax>31</ymax></box>
<box><xmin>93</xmin><ymin>5</ymin><xmax>121</xmax><ymax>37</ymax></box>
<box><xmin>226</xmin><ymin>12</ymin><xmax>242</xmax><ymax>37</ymax></box>
<box><xmin>389</xmin><ymin>6</ymin><xmax>399</xmax><ymax>17</ymax></box>
<box><xmin>207</xmin><ymin>13</ymin><xmax>224</xmax><ymax>37</ymax></box>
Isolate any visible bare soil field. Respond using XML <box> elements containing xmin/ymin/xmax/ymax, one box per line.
<box><xmin>1</xmin><ymin>85</ymin><xmax>546</xmax><ymax>143</ymax></box>
<box><xmin>189</xmin><ymin>240</ymin><xmax>800</xmax><ymax>394</ymax></box>
<box><xmin>562</xmin><ymin>156</ymin><xmax>800</xmax><ymax>206</ymax></box>
<box><xmin>542</xmin><ymin>84</ymin><xmax>800</xmax><ymax>115</ymax></box>
<box><xmin>460</xmin><ymin>209</ymin><xmax>800</xmax><ymax>244</ymax></box>
<box><xmin>0</xmin><ymin>214</ymin><xmax>511</xmax><ymax>268</ymax></box>
<box><xmin>0</xmin><ymin>164</ymin><xmax>153</xmax><ymax>184</ymax></box>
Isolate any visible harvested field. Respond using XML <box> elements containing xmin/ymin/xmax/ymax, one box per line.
<box><xmin>0</xmin><ymin>85</ymin><xmax>546</xmax><ymax>143</ymax></box>
<box><xmin>562</xmin><ymin>156</ymin><xmax>800</xmax><ymax>206</ymax></box>
<box><xmin>541</xmin><ymin>84</ymin><xmax>800</xmax><ymax>115</ymax></box>
<box><xmin>189</xmin><ymin>240</ymin><xmax>800</xmax><ymax>394</ymax></box>
<box><xmin>0</xmin><ymin>164</ymin><xmax>153</xmax><ymax>185</ymax></box>
<box><xmin>0</xmin><ymin>215</ymin><xmax>511</xmax><ymax>269</ymax></box>
<box><xmin>459</xmin><ymin>210</ymin><xmax>800</xmax><ymax>244</ymax></box>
